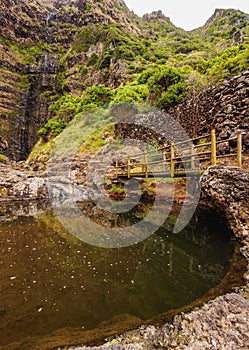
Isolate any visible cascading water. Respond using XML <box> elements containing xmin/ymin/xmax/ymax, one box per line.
<box><xmin>19</xmin><ymin>54</ymin><xmax>60</xmax><ymax>160</ymax></box>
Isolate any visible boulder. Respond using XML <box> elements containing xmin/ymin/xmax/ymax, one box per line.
<box><xmin>201</xmin><ymin>166</ymin><xmax>249</xmax><ymax>241</ymax></box>
<box><xmin>0</xmin><ymin>164</ymin><xmax>48</xmax><ymax>201</ymax></box>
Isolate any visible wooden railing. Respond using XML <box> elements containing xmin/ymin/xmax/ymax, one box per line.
<box><xmin>115</xmin><ymin>130</ymin><xmax>243</xmax><ymax>179</ymax></box>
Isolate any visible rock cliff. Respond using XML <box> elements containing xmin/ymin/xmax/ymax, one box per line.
<box><xmin>201</xmin><ymin>166</ymin><xmax>249</xmax><ymax>242</ymax></box>
<box><xmin>0</xmin><ymin>0</ymin><xmax>139</xmax><ymax>160</ymax></box>
<box><xmin>0</xmin><ymin>1</ymin><xmax>248</xmax><ymax>162</ymax></box>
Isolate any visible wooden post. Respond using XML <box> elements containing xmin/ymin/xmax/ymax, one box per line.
<box><xmin>170</xmin><ymin>144</ymin><xmax>175</xmax><ymax>177</ymax></box>
<box><xmin>163</xmin><ymin>151</ymin><xmax>167</xmax><ymax>172</ymax></box>
<box><xmin>169</xmin><ymin>242</ymin><xmax>173</xmax><ymax>277</ymax></box>
<box><xmin>211</xmin><ymin>129</ymin><xmax>217</xmax><ymax>166</ymax></box>
<box><xmin>127</xmin><ymin>157</ymin><xmax>131</xmax><ymax>179</ymax></box>
<box><xmin>237</xmin><ymin>133</ymin><xmax>242</xmax><ymax>169</ymax></box>
<box><xmin>142</xmin><ymin>153</ymin><xmax>146</xmax><ymax>173</ymax></box>
<box><xmin>144</xmin><ymin>155</ymin><xmax>148</xmax><ymax>179</ymax></box>
<box><xmin>116</xmin><ymin>159</ymin><xmax>118</xmax><ymax>179</ymax></box>
<box><xmin>191</xmin><ymin>144</ymin><xmax>195</xmax><ymax>170</ymax></box>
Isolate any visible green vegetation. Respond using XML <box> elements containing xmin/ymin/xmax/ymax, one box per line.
<box><xmin>0</xmin><ymin>153</ymin><xmax>8</xmax><ymax>163</ymax></box>
<box><xmin>79</xmin><ymin>124</ymin><xmax>115</xmax><ymax>152</ymax></box>
<box><xmin>109</xmin><ymin>184</ymin><xmax>125</xmax><ymax>195</ymax></box>
<box><xmin>26</xmin><ymin>138</ymin><xmax>53</xmax><ymax>169</ymax></box>
<box><xmin>146</xmin><ymin>66</ymin><xmax>187</xmax><ymax>108</ymax></box>
<box><xmin>7</xmin><ymin>5</ymin><xmax>245</xmax><ymax>156</ymax></box>
<box><xmin>38</xmin><ymin>118</ymin><xmax>66</xmax><ymax>138</ymax></box>
<box><xmin>49</xmin><ymin>9</ymin><xmax>248</xmax><ymax>137</ymax></box>
<box><xmin>112</xmin><ymin>84</ymin><xmax>149</xmax><ymax>104</ymax></box>
<box><xmin>203</xmin><ymin>45</ymin><xmax>249</xmax><ymax>82</ymax></box>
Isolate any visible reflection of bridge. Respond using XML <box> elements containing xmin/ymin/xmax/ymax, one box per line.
<box><xmin>115</xmin><ymin>130</ymin><xmax>243</xmax><ymax>179</ymax></box>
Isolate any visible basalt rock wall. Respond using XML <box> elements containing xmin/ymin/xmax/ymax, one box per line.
<box><xmin>169</xmin><ymin>69</ymin><xmax>249</xmax><ymax>149</ymax></box>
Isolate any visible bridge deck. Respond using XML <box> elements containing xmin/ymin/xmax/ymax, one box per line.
<box><xmin>118</xmin><ymin>170</ymin><xmax>204</xmax><ymax>179</ymax></box>
<box><xmin>114</xmin><ymin>130</ymin><xmax>242</xmax><ymax>180</ymax></box>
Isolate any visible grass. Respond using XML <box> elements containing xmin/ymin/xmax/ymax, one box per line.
<box><xmin>78</xmin><ymin>124</ymin><xmax>115</xmax><ymax>153</ymax></box>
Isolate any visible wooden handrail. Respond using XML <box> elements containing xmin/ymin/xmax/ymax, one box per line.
<box><xmin>170</xmin><ymin>144</ymin><xmax>175</xmax><ymax>177</ymax></box>
<box><xmin>115</xmin><ymin>129</ymin><xmax>243</xmax><ymax>178</ymax></box>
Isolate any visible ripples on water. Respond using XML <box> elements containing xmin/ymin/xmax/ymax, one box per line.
<box><xmin>0</xmin><ymin>201</ymin><xmax>234</xmax><ymax>347</ymax></box>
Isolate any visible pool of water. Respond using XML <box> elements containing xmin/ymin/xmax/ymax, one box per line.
<box><xmin>0</xmin><ymin>201</ymin><xmax>234</xmax><ymax>348</ymax></box>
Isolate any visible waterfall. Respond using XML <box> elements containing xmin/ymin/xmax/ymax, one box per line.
<box><xmin>45</xmin><ymin>12</ymin><xmax>57</xmax><ymax>27</ymax></box>
<box><xmin>19</xmin><ymin>54</ymin><xmax>60</xmax><ymax>160</ymax></box>
<box><xmin>43</xmin><ymin>54</ymin><xmax>48</xmax><ymax>73</ymax></box>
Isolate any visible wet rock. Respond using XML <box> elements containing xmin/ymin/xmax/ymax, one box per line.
<box><xmin>201</xmin><ymin>166</ymin><xmax>249</xmax><ymax>242</ymax></box>
<box><xmin>0</xmin><ymin>163</ymin><xmax>48</xmax><ymax>201</ymax></box>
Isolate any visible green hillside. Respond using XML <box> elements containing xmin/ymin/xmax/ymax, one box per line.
<box><xmin>0</xmin><ymin>1</ymin><xmax>248</xmax><ymax>160</ymax></box>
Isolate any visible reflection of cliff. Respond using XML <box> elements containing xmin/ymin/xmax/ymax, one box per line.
<box><xmin>0</xmin><ymin>201</ymin><xmax>234</xmax><ymax>347</ymax></box>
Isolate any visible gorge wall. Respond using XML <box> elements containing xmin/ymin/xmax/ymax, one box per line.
<box><xmin>0</xmin><ymin>0</ymin><xmax>138</xmax><ymax>161</ymax></box>
<box><xmin>0</xmin><ymin>53</ymin><xmax>59</xmax><ymax>160</ymax></box>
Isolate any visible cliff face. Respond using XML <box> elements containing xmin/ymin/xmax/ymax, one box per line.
<box><xmin>0</xmin><ymin>0</ymin><xmax>139</xmax><ymax>160</ymax></box>
<box><xmin>0</xmin><ymin>0</ymin><xmax>52</xmax><ymax>42</ymax></box>
<box><xmin>197</xmin><ymin>8</ymin><xmax>249</xmax><ymax>47</ymax></box>
<box><xmin>201</xmin><ymin>166</ymin><xmax>249</xmax><ymax>240</ymax></box>
<box><xmin>0</xmin><ymin>50</ymin><xmax>60</xmax><ymax>159</ymax></box>
<box><xmin>0</xmin><ymin>0</ymin><xmax>137</xmax><ymax>43</ymax></box>
<box><xmin>0</xmin><ymin>0</ymin><xmax>54</xmax><ymax>160</ymax></box>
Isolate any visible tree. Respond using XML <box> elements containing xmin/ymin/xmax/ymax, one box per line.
<box><xmin>147</xmin><ymin>66</ymin><xmax>187</xmax><ymax>108</ymax></box>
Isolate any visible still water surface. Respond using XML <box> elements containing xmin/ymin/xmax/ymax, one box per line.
<box><xmin>0</xmin><ymin>201</ymin><xmax>234</xmax><ymax>346</ymax></box>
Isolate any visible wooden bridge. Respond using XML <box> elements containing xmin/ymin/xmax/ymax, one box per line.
<box><xmin>115</xmin><ymin>130</ymin><xmax>243</xmax><ymax>179</ymax></box>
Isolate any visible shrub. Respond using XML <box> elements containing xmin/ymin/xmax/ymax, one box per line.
<box><xmin>38</xmin><ymin>118</ymin><xmax>66</xmax><ymax>138</ymax></box>
<box><xmin>157</xmin><ymin>81</ymin><xmax>187</xmax><ymax>108</ymax></box>
<box><xmin>99</xmin><ymin>48</ymin><xmax>113</xmax><ymax>69</ymax></box>
<box><xmin>137</xmin><ymin>68</ymin><xmax>155</xmax><ymax>84</ymax></box>
<box><xmin>147</xmin><ymin>66</ymin><xmax>187</xmax><ymax>107</ymax></box>
<box><xmin>112</xmin><ymin>84</ymin><xmax>148</xmax><ymax>104</ymax></box>
<box><xmin>48</xmin><ymin>94</ymin><xmax>81</xmax><ymax>122</ymax></box>
<box><xmin>76</xmin><ymin>84</ymin><xmax>114</xmax><ymax>112</ymax></box>
<box><xmin>148</xmin><ymin>66</ymin><xmax>185</xmax><ymax>92</ymax></box>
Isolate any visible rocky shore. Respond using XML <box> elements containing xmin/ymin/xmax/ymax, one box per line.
<box><xmin>0</xmin><ymin>162</ymin><xmax>47</xmax><ymax>201</ymax></box>
<box><xmin>68</xmin><ymin>292</ymin><xmax>249</xmax><ymax>350</ymax></box>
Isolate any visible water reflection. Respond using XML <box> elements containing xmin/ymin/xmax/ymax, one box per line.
<box><xmin>0</xmin><ymin>201</ymin><xmax>233</xmax><ymax>347</ymax></box>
